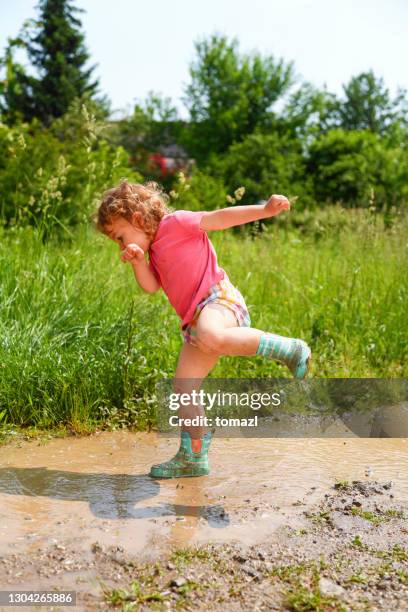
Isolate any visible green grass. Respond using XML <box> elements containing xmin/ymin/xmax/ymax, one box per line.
<box><xmin>0</xmin><ymin>207</ymin><xmax>407</xmax><ymax>432</ymax></box>
<box><xmin>350</xmin><ymin>508</ymin><xmax>383</xmax><ymax>526</ymax></box>
<box><xmin>351</xmin><ymin>507</ymin><xmax>404</xmax><ymax>525</ymax></box>
<box><xmin>103</xmin><ymin>580</ymin><xmax>167</xmax><ymax>607</ymax></box>
<box><xmin>169</xmin><ymin>547</ymin><xmax>213</xmax><ymax>568</ymax></box>
<box><xmin>268</xmin><ymin>561</ymin><xmax>344</xmax><ymax>611</ymax></box>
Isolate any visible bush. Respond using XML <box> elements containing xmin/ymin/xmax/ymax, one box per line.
<box><xmin>208</xmin><ymin>131</ymin><xmax>314</xmax><ymax>209</ymax></box>
<box><xmin>168</xmin><ymin>169</ymin><xmax>227</xmax><ymax>211</ymax></box>
<box><xmin>307</xmin><ymin>128</ymin><xmax>408</xmax><ymax>209</ymax></box>
<box><xmin>0</xmin><ymin>101</ymin><xmax>141</xmax><ymax>234</ymax></box>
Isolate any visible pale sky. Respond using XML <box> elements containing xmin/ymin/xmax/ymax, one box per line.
<box><xmin>1</xmin><ymin>0</ymin><xmax>407</xmax><ymax>118</ymax></box>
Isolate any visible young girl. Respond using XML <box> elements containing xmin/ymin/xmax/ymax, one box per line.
<box><xmin>94</xmin><ymin>179</ymin><xmax>311</xmax><ymax>479</ymax></box>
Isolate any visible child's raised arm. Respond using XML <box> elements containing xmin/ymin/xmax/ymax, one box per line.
<box><xmin>199</xmin><ymin>194</ymin><xmax>290</xmax><ymax>231</ymax></box>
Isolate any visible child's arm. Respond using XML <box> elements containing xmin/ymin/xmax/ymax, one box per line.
<box><xmin>200</xmin><ymin>194</ymin><xmax>290</xmax><ymax>231</ymax></box>
<box><xmin>121</xmin><ymin>244</ymin><xmax>160</xmax><ymax>294</ymax></box>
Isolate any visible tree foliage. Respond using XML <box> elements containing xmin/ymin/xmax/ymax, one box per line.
<box><xmin>0</xmin><ymin>102</ymin><xmax>139</xmax><ymax>232</ymax></box>
<box><xmin>182</xmin><ymin>34</ymin><xmax>295</xmax><ymax>161</ymax></box>
<box><xmin>1</xmin><ymin>23</ymin><xmax>408</xmax><ymax>222</ymax></box>
<box><xmin>280</xmin><ymin>82</ymin><xmax>337</xmax><ymax>144</ymax></box>
<box><xmin>332</xmin><ymin>71</ymin><xmax>408</xmax><ymax>134</ymax></box>
<box><xmin>209</xmin><ymin>132</ymin><xmax>312</xmax><ymax>208</ymax></box>
<box><xmin>115</xmin><ymin>92</ymin><xmax>182</xmax><ymax>173</ymax></box>
<box><xmin>0</xmin><ymin>0</ymin><xmax>101</xmax><ymax>125</ymax></box>
<box><xmin>307</xmin><ymin>128</ymin><xmax>408</xmax><ymax>208</ymax></box>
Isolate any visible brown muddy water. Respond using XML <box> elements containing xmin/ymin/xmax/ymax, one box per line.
<box><xmin>0</xmin><ymin>431</ymin><xmax>407</xmax><ymax>562</ymax></box>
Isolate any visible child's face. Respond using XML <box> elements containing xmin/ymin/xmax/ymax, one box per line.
<box><xmin>105</xmin><ymin>215</ymin><xmax>150</xmax><ymax>252</ymax></box>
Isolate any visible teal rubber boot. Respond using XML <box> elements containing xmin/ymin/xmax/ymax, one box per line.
<box><xmin>287</xmin><ymin>340</ymin><xmax>312</xmax><ymax>379</ymax></box>
<box><xmin>149</xmin><ymin>431</ymin><xmax>213</xmax><ymax>479</ymax></box>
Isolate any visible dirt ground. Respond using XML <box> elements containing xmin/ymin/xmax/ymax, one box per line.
<box><xmin>0</xmin><ymin>480</ymin><xmax>407</xmax><ymax>610</ymax></box>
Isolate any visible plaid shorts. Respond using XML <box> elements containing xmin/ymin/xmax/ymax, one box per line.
<box><xmin>181</xmin><ymin>275</ymin><xmax>251</xmax><ymax>345</ymax></box>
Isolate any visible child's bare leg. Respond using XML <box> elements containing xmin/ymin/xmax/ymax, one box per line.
<box><xmin>149</xmin><ymin>344</ymin><xmax>220</xmax><ymax>479</ymax></box>
<box><xmin>194</xmin><ymin>303</ymin><xmax>311</xmax><ymax>378</ymax></box>
<box><xmin>149</xmin><ymin>309</ymin><xmax>238</xmax><ymax>479</ymax></box>
<box><xmin>173</xmin><ymin>341</ymin><xmax>220</xmax><ymax>443</ymax></box>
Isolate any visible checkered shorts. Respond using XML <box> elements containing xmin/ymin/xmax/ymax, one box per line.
<box><xmin>181</xmin><ymin>275</ymin><xmax>251</xmax><ymax>345</ymax></box>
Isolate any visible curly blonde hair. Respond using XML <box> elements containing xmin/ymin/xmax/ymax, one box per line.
<box><xmin>93</xmin><ymin>179</ymin><xmax>173</xmax><ymax>239</ymax></box>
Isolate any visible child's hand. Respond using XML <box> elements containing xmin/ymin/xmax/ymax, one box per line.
<box><xmin>120</xmin><ymin>243</ymin><xmax>145</xmax><ymax>263</ymax></box>
<box><xmin>265</xmin><ymin>194</ymin><xmax>291</xmax><ymax>217</ymax></box>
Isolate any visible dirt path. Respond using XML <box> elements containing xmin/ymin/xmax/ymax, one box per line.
<box><xmin>0</xmin><ymin>431</ymin><xmax>407</xmax><ymax>610</ymax></box>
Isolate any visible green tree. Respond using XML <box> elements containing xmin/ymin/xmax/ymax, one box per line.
<box><xmin>328</xmin><ymin>71</ymin><xmax>407</xmax><ymax>135</ymax></box>
<box><xmin>182</xmin><ymin>34</ymin><xmax>295</xmax><ymax>162</ymax></box>
<box><xmin>116</xmin><ymin>92</ymin><xmax>181</xmax><ymax>172</ymax></box>
<box><xmin>0</xmin><ymin>35</ymin><xmax>36</xmax><ymax>124</ymax></box>
<box><xmin>0</xmin><ymin>0</ymin><xmax>101</xmax><ymax>125</ymax></box>
<box><xmin>280</xmin><ymin>82</ymin><xmax>338</xmax><ymax>145</ymax></box>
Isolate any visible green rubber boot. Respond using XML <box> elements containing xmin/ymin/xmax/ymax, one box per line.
<box><xmin>287</xmin><ymin>339</ymin><xmax>312</xmax><ymax>379</ymax></box>
<box><xmin>149</xmin><ymin>431</ymin><xmax>213</xmax><ymax>479</ymax></box>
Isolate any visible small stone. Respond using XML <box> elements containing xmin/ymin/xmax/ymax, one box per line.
<box><xmin>170</xmin><ymin>577</ymin><xmax>187</xmax><ymax>588</ymax></box>
<box><xmin>234</xmin><ymin>554</ymin><xmax>248</xmax><ymax>563</ymax></box>
<box><xmin>318</xmin><ymin>577</ymin><xmax>345</xmax><ymax>598</ymax></box>
<box><xmin>242</xmin><ymin>563</ymin><xmax>260</xmax><ymax>579</ymax></box>
<box><xmin>91</xmin><ymin>542</ymin><xmax>103</xmax><ymax>553</ymax></box>
<box><xmin>55</xmin><ymin>545</ymin><xmax>65</xmax><ymax>552</ymax></box>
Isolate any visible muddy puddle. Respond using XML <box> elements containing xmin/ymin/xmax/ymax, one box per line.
<box><xmin>1</xmin><ymin>431</ymin><xmax>407</xmax><ymax>561</ymax></box>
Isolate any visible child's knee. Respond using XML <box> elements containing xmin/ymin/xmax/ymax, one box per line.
<box><xmin>196</xmin><ymin>328</ymin><xmax>225</xmax><ymax>354</ymax></box>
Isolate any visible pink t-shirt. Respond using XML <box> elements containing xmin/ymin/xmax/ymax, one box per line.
<box><xmin>148</xmin><ymin>210</ymin><xmax>226</xmax><ymax>328</ymax></box>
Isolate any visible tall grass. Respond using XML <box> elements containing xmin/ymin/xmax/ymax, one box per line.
<box><xmin>0</xmin><ymin>207</ymin><xmax>407</xmax><ymax>432</ymax></box>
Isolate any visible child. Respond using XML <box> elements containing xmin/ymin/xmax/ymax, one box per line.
<box><xmin>94</xmin><ymin>179</ymin><xmax>311</xmax><ymax>479</ymax></box>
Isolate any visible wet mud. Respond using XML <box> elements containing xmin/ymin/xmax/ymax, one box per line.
<box><xmin>0</xmin><ymin>431</ymin><xmax>407</xmax><ymax>610</ymax></box>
